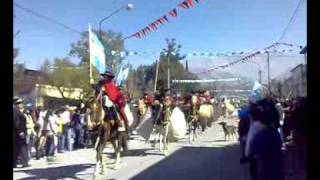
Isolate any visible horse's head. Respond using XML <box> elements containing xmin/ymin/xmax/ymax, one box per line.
<box><xmin>164</xmin><ymin>96</ymin><xmax>173</xmax><ymax>107</ymax></box>
<box><xmin>191</xmin><ymin>95</ymin><xmax>199</xmax><ymax>106</ymax></box>
<box><xmin>85</xmin><ymin>96</ymin><xmax>105</xmax><ymax>130</ymax></box>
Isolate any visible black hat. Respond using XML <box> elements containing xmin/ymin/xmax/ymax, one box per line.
<box><xmin>13</xmin><ymin>97</ymin><xmax>23</xmax><ymax>105</ymax></box>
<box><xmin>100</xmin><ymin>70</ymin><xmax>115</xmax><ymax>78</ymax></box>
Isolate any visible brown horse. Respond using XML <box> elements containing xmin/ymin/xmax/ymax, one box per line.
<box><xmin>86</xmin><ymin>91</ymin><xmax>123</xmax><ymax>177</ymax></box>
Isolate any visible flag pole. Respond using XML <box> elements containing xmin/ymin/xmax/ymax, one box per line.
<box><xmin>88</xmin><ymin>24</ymin><xmax>94</xmax><ymax>85</ymax></box>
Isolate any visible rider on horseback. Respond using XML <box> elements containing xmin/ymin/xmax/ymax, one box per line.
<box><xmin>97</xmin><ymin>70</ymin><xmax>129</xmax><ymax>134</ymax></box>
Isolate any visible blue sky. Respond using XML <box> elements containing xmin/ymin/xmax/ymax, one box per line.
<box><xmin>14</xmin><ymin>0</ymin><xmax>306</xmax><ymax>77</ymax></box>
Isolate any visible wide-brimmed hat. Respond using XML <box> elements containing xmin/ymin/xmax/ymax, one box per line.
<box><xmin>13</xmin><ymin>97</ymin><xmax>23</xmax><ymax>105</ymax></box>
<box><xmin>100</xmin><ymin>70</ymin><xmax>115</xmax><ymax>78</ymax></box>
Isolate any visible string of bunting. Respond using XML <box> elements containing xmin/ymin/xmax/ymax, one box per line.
<box><xmin>125</xmin><ymin>0</ymin><xmax>203</xmax><ymax>40</ymax></box>
<box><xmin>110</xmin><ymin>43</ymin><xmax>297</xmax><ymax>57</ymax></box>
<box><xmin>196</xmin><ymin>42</ymin><xmax>303</xmax><ymax>74</ymax></box>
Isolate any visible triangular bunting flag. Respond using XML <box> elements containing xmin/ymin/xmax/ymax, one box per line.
<box><xmin>179</xmin><ymin>1</ymin><xmax>190</xmax><ymax>9</ymax></box>
<box><xmin>169</xmin><ymin>8</ymin><xmax>178</xmax><ymax>17</ymax></box>
<box><xmin>187</xmin><ymin>0</ymin><xmax>194</xmax><ymax>7</ymax></box>
<box><xmin>195</xmin><ymin>0</ymin><xmax>200</xmax><ymax>3</ymax></box>
<box><xmin>158</xmin><ymin>18</ymin><xmax>165</xmax><ymax>25</ymax></box>
<box><xmin>133</xmin><ymin>32</ymin><xmax>141</xmax><ymax>39</ymax></box>
<box><xmin>163</xmin><ymin>16</ymin><xmax>169</xmax><ymax>22</ymax></box>
<box><xmin>150</xmin><ymin>23</ymin><xmax>157</xmax><ymax>30</ymax></box>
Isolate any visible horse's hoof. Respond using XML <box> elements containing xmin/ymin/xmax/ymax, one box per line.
<box><xmin>164</xmin><ymin>150</ymin><xmax>168</xmax><ymax>156</ymax></box>
<box><xmin>114</xmin><ymin>163</ymin><xmax>120</xmax><ymax>170</ymax></box>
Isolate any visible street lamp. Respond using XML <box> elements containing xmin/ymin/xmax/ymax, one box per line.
<box><xmin>99</xmin><ymin>3</ymin><xmax>133</xmax><ymax>39</ymax></box>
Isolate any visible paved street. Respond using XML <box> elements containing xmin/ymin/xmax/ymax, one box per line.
<box><xmin>14</xmin><ymin>119</ymin><xmax>250</xmax><ymax>180</ymax></box>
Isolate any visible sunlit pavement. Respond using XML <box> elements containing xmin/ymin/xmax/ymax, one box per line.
<box><xmin>13</xmin><ymin>119</ymin><xmax>251</xmax><ymax>180</ymax></box>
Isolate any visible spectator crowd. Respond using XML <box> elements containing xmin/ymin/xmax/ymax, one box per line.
<box><xmin>13</xmin><ymin>97</ymin><xmax>92</xmax><ymax>168</ymax></box>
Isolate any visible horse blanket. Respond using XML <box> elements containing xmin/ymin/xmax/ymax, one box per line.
<box><xmin>169</xmin><ymin>107</ymin><xmax>187</xmax><ymax>139</ymax></box>
<box><xmin>136</xmin><ymin>107</ymin><xmax>154</xmax><ymax>141</ymax></box>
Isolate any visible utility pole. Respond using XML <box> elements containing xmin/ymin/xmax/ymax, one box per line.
<box><xmin>258</xmin><ymin>70</ymin><xmax>262</xmax><ymax>84</ymax></box>
<box><xmin>154</xmin><ymin>60</ymin><xmax>160</xmax><ymax>93</ymax></box>
<box><xmin>267</xmin><ymin>51</ymin><xmax>271</xmax><ymax>94</ymax></box>
<box><xmin>167</xmin><ymin>54</ymin><xmax>170</xmax><ymax>91</ymax></box>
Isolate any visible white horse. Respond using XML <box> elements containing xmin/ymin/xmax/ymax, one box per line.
<box><xmin>137</xmin><ymin>98</ymin><xmax>186</xmax><ymax>156</ymax></box>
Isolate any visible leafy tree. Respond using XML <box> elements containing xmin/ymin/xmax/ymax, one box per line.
<box><xmin>42</xmin><ymin>57</ymin><xmax>93</xmax><ymax>100</ymax></box>
<box><xmin>127</xmin><ymin>38</ymin><xmax>200</xmax><ymax>97</ymax></box>
<box><xmin>13</xmin><ymin>63</ymin><xmax>25</xmax><ymax>95</ymax></box>
<box><xmin>14</xmin><ymin>48</ymin><xmax>19</xmax><ymax>61</ymax></box>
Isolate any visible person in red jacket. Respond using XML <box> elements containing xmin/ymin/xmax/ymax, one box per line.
<box><xmin>99</xmin><ymin>70</ymin><xmax>129</xmax><ymax>133</ymax></box>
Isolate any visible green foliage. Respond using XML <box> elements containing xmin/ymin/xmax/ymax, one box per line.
<box><xmin>13</xmin><ymin>63</ymin><xmax>25</xmax><ymax>95</ymax></box>
<box><xmin>127</xmin><ymin>38</ymin><xmax>200</xmax><ymax>97</ymax></box>
<box><xmin>40</xmin><ymin>57</ymin><xmax>93</xmax><ymax>100</ymax></box>
<box><xmin>14</xmin><ymin>48</ymin><xmax>19</xmax><ymax>61</ymax></box>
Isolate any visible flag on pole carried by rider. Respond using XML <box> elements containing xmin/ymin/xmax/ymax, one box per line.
<box><xmin>88</xmin><ymin>24</ymin><xmax>106</xmax><ymax>75</ymax></box>
<box><xmin>115</xmin><ymin>64</ymin><xmax>130</xmax><ymax>86</ymax></box>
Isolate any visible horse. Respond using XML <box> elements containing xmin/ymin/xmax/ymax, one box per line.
<box><xmin>85</xmin><ymin>91</ymin><xmax>124</xmax><ymax>177</ymax></box>
<box><xmin>195</xmin><ymin>97</ymin><xmax>215</xmax><ymax>134</ymax></box>
<box><xmin>187</xmin><ymin>95</ymin><xmax>200</xmax><ymax>143</ymax></box>
<box><xmin>137</xmin><ymin>97</ymin><xmax>185</xmax><ymax>156</ymax></box>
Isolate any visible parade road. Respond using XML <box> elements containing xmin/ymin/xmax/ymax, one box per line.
<box><xmin>14</xmin><ymin>119</ymin><xmax>250</xmax><ymax>180</ymax></box>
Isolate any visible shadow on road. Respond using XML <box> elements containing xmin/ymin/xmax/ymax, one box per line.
<box><xmin>130</xmin><ymin>144</ymin><xmax>250</xmax><ymax>180</ymax></box>
<box><xmin>104</xmin><ymin>148</ymin><xmax>163</xmax><ymax>157</ymax></box>
<box><xmin>14</xmin><ymin>163</ymin><xmax>95</xmax><ymax>180</ymax></box>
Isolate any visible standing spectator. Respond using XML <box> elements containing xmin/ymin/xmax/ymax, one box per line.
<box><xmin>25</xmin><ymin>108</ymin><xmax>36</xmax><ymax>163</ymax></box>
<box><xmin>56</xmin><ymin>108</ymin><xmax>65</xmax><ymax>153</ymax></box>
<box><xmin>275</xmin><ymin>101</ymin><xmax>285</xmax><ymax>144</ymax></box>
<box><xmin>43</xmin><ymin>110</ymin><xmax>58</xmax><ymax>160</ymax></box>
<box><xmin>34</xmin><ymin>106</ymin><xmax>47</xmax><ymax>160</ymax></box>
<box><xmin>13</xmin><ymin>98</ymin><xmax>29</xmax><ymax>168</ymax></box>
<box><xmin>73</xmin><ymin>104</ymin><xmax>85</xmax><ymax>149</ymax></box>
<box><xmin>249</xmin><ymin>101</ymin><xmax>284</xmax><ymax>180</ymax></box>
<box><xmin>60</xmin><ymin>106</ymin><xmax>74</xmax><ymax>151</ymax></box>
<box><xmin>238</xmin><ymin>106</ymin><xmax>250</xmax><ymax>159</ymax></box>
<box><xmin>242</xmin><ymin>103</ymin><xmax>267</xmax><ymax>180</ymax></box>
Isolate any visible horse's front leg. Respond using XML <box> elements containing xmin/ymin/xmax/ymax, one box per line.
<box><xmin>112</xmin><ymin>139</ymin><xmax>121</xmax><ymax>170</ymax></box>
<box><xmin>163</xmin><ymin>123</ymin><xmax>170</xmax><ymax>156</ymax></box>
<box><xmin>94</xmin><ymin>141</ymin><xmax>105</xmax><ymax>176</ymax></box>
<box><xmin>159</xmin><ymin>128</ymin><xmax>163</xmax><ymax>153</ymax></box>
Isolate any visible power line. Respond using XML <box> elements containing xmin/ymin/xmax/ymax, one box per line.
<box><xmin>278</xmin><ymin>0</ymin><xmax>305</xmax><ymax>41</ymax></box>
<box><xmin>14</xmin><ymin>3</ymin><xmax>82</xmax><ymax>35</ymax></box>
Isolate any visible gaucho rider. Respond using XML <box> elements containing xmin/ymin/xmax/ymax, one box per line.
<box><xmin>97</xmin><ymin>70</ymin><xmax>129</xmax><ymax>134</ymax></box>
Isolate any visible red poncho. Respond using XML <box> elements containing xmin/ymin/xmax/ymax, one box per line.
<box><xmin>103</xmin><ymin>81</ymin><xmax>125</xmax><ymax>108</ymax></box>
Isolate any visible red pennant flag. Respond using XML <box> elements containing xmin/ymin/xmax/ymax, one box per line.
<box><xmin>179</xmin><ymin>1</ymin><xmax>190</xmax><ymax>9</ymax></box>
<box><xmin>169</xmin><ymin>8</ymin><xmax>178</xmax><ymax>17</ymax></box>
<box><xmin>187</xmin><ymin>0</ymin><xmax>194</xmax><ymax>7</ymax></box>
<box><xmin>146</xmin><ymin>26</ymin><xmax>151</xmax><ymax>33</ymax></box>
<box><xmin>142</xmin><ymin>29</ymin><xmax>146</xmax><ymax>36</ymax></box>
<box><xmin>158</xmin><ymin>18</ymin><xmax>165</xmax><ymax>25</ymax></box>
<box><xmin>154</xmin><ymin>20</ymin><xmax>161</xmax><ymax>26</ymax></box>
<box><xmin>150</xmin><ymin>23</ymin><xmax>157</xmax><ymax>31</ymax></box>
<box><xmin>133</xmin><ymin>32</ymin><xmax>141</xmax><ymax>39</ymax></box>
<box><xmin>163</xmin><ymin>16</ymin><xmax>169</xmax><ymax>22</ymax></box>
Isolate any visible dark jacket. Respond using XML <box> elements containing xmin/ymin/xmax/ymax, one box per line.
<box><xmin>250</xmin><ymin>128</ymin><xmax>284</xmax><ymax>180</ymax></box>
<box><xmin>13</xmin><ymin>109</ymin><xmax>27</xmax><ymax>141</ymax></box>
